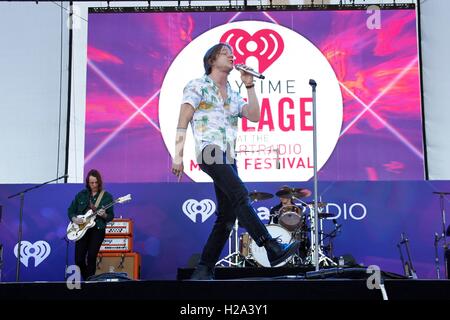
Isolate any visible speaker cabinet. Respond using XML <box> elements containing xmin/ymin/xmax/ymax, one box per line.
<box><xmin>96</xmin><ymin>252</ymin><xmax>141</xmax><ymax>280</ymax></box>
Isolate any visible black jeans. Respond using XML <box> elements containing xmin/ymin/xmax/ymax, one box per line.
<box><xmin>197</xmin><ymin>147</ymin><xmax>271</xmax><ymax>268</ymax></box>
<box><xmin>75</xmin><ymin>227</ymin><xmax>105</xmax><ymax>280</ymax></box>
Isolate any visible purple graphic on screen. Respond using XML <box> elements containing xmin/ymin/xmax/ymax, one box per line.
<box><xmin>84</xmin><ymin>9</ymin><xmax>423</xmax><ymax>182</ymax></box>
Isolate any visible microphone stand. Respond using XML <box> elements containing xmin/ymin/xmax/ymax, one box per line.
<box><xmin>434</xmin><ymin>233</ymin><xmax>441</xmax><ymax>279</ymax></box>
<box><xmin>7</xmin><ymin>175</ymin><xmax>67</xmax><ymax>282</ymax></box>
<box><xmin>399</xmin><ymin>232</ymin><xmax>417</xmax><ymax>279</ymax></box>
<box><xmin>63</xmin><ymin>235</ymin><xmax>70</xmax><ymax>280</ymax></box>
<box><xmin>320</xmin><ymin>224</ymin><xmax>341</xmax><ymax>259</ymax></box>
<box><xmin>397</xmin><ymin>243</ymin><xmax>408</xmax><ymax>277</ymax></box>
<box><xmin>321</xmin><ymin>224</ymin><xmax>341</xmax><ymax>242</ymax></box>
<box><xmin>309</xmin><ymin>79</ymin><xmax>319</xmax><ymax>271</ymax></box>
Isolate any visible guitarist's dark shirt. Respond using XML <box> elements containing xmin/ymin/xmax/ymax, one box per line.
<box><xmin>68</xmin><ymin>189</ymin><xmax>114</xmax><ymax>228</ymax></box>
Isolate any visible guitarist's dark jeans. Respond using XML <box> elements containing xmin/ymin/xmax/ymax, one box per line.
<box><xmin>75</xmin><ymin>227</ymin><xmax>105</xmax><ymax>280</ymax></box>
<box><xmin>196</xmin><ymin>146</ymin><xmax>271</xmax><ymax>270</ymax></box>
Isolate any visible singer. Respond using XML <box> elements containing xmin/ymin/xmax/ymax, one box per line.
<box><xmin>171</xmin><ymin>42</ymin><xmax>300</xmax><ymax>280</ymax></box>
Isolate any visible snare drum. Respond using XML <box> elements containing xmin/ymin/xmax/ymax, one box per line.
<box><xmin>243</xmin><ymin>224</ymin><xmax>293</xmax><ymax>267</ymax></box>
<box><xmin>278</xmin><ymin>205</ymin><xmax>303</xmax><ymax>231</ymax></box>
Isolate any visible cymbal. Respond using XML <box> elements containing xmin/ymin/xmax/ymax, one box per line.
<box><xmin>249</xmin><ymin>191</ymin><xmax>274</xmax><ymax>201</ymax></box>
<box><xmin>275</xmin><ymin>188</ymin><xmax>312</xmax><ymax>199</ymax></box>
<box><xmin>318</xmin><ymin>212</ymin><xmax>333</xmax><ymax>218</ymax></box>
<box><xmin>306</xmin><ymin>201</ymin><xmax>327</xmax><ymax>209</ymax></box>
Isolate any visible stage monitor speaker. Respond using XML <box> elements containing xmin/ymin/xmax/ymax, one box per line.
<box><xmin>87</xmin><ymin>272</ymin><xmax>131</xmax><ymax>282</ymax></box>
<box><xmin>96</xmin><ymin>252</ymin><xmax>140</xmax><ymax>280</ymax></box>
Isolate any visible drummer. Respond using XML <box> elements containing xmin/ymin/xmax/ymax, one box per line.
<box><xmin>269</xmin><ymin>186</ymin><xmax>298</xmax><ymax>225</ymax></box>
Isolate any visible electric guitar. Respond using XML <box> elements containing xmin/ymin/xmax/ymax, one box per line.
<box><xmin>66</xmin><ymin>194</ymin><xmax>132</xmax><ymax>241</ymax></box>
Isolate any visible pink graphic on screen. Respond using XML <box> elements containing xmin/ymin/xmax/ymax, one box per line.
<box><xmin>85</xmin><ymin>9</ymin><xmax>423</xmax><ymax>182</ymax></box>
<box><xmin>220</xmin><ymin>28</ymin><xmax>284</xmax><ymax>73</ymax></box>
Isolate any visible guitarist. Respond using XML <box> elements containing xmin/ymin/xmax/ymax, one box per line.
<box><xmin>68</xmin><ymin>169</ymin><xmax>114</xmax><ymax>280</ymax></box>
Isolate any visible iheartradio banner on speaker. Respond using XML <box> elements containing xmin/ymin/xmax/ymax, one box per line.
<box><xmin>85</xmin><ymin>8</ymin><xmax>423</xmax><ymax>182</ymax></box>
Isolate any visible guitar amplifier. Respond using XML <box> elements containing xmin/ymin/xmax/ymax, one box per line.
<box><xmin>100</xmin><ymin>237</ymin><xmax>132</xmax><ymax>253</ymax></box>
<box><xmin>105</xmin><ymin>219</ymin><xmax>133</xmax><ymax>236</ymax></box>
<box><xmin>96</xmin><ymin>252</ymin><xmax>140</xmax><ymax>280</ymax></box>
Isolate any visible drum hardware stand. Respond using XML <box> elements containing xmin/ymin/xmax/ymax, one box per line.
<box><xmin>432</xmin><ymin>191</ymin><xmax>449</xmax><ymax>279</ymax></box>
<box><xmin>216</xmin><ymin>218</ymin><xmax>246</xmax><ymax>267</ymax></box>
<box><xmin>306</xmin><ymin>210</ymin><xmax>336</xmax><ymax>267</ymax></box>
<box><xmin>293</xmin><ymin>196</ymin><xmax>337</xmax><ymax>268</ymax></box>
<box><xmin>216</xmin><ymin>200</ymin><xmax>259</xmax><ymax>268</ymax></box>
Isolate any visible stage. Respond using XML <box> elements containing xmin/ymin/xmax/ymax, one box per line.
<box><xmin>1</xmin><ymin>278</ymin><xmax>450</xmax><ymax>301</ymax></box>
<box><xmin>1</xmin><ymin>265</ymin><xmax>449</xmax><ymax>301</ymax></box>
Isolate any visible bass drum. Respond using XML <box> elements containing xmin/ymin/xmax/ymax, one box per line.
<box><xmin>249</xmin><ymin>224</ymin><xmax>293</xmax><ymax>267</ymax></box>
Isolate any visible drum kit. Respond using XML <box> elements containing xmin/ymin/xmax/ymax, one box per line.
<box><xmin>217</xmin><ymin>186</ymin><xmax>340</xmax><ymax>268</ymax></box>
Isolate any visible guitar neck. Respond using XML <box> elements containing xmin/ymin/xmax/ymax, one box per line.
<box><xmin>97</xmin><ymin>200</ymin><xmax>117</xmax><ymax>212</ymax></box>
<box><xmin>89</xmin><ymin>195</ymin><xmax>129</xmax><ymax>217</ymax></box>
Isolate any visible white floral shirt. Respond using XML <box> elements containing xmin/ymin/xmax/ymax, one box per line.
<box><xmin>182</xmin><ymin>75</ymin><xmax>247</xmax><ymax>158</ymax></box>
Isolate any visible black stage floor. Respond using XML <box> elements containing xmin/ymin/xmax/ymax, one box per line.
<box><xmin>1</xmin><ymin>267</ymin><xmax>450</xmax><ymax>301</ymax></box>
<box><xmin>177</xmin><ymin>266</ymin><xmax>316</xmax><ymax>280</ymax></box>
<box><xmin>1</xmin><ymin>279</ymin><xmax>450</xmax><ymax>300</ymax></box>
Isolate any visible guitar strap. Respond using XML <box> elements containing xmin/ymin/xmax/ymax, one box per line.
<box><xmin>94</xmin><ymin>190</ymin><xmax>105</xmax><ymax>210</ymax></box>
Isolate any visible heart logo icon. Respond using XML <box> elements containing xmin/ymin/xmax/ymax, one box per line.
<box><xmin>14</xmin><ymin>240</ymin><xmax>51</xmax><ymax>267</ymax></box>
<box><xmin>182</xmin><ymin>199</ymin><xmax>216</xmax><ymax>223</ymax></box>
<box><xmin>220</xmin><ymin>28</ymin><xmax>284</xmax><ymax>73</ymax></box>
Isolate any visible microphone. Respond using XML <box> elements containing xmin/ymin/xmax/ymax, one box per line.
<box><xmin>235</xmin><ymin>64</ymin><xmax>265</xmax><ymax>79</ymax></box>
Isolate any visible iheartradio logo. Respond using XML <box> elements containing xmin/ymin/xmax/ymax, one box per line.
<box><xmin>159</xmin><ymin>21</ymin><xmax>343</xmax><ymax>182</ymax></box>
<box><xmin>182</xmin><ymin>199</ymin><xmax>216</xmax><ymax>223</ymax></box>
<box><xmin>14</xmin><ymin>240</ymin><xmax>51</xmax><ymax>267</ymax></box>
<box><xmin>220</xmin><ymin>28</ymin><xmax>284</xmax><ymax>73</ymax></box>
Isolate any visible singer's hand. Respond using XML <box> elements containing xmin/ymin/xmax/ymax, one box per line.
<box><xmin>239</xmin><ymin>70</ymin><xmax>254</xmax><ymax>87</ymax></box>
<box><xmin>172</xmin><ymin>159</ymin><xmax>184</xmax><ymax>179</ymax></box>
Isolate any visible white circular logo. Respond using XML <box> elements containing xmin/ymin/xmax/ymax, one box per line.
<box><xmin>159</xmin><ymin>21</ymin><xmax>343</xmax><ymax>182</ymax></box>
